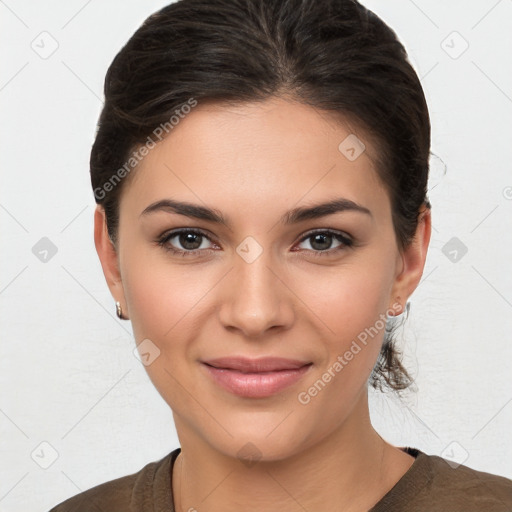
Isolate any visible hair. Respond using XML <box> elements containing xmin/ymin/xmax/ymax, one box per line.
<box><xmin>90</xmin><ymin>0</ymin><xmax>432</xmax><ymax>393</ymax></box>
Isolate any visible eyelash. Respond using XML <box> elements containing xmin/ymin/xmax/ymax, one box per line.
<box><xmin>156</xmin><ymin>228</ymin><xmax>354</xmax><ymax>258</ymax></box>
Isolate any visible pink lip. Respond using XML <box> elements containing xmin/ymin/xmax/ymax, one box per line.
<box><xmin>201</xmin><ymin>357</ymin><xmax>313</xmax><ymax>398</ymax></box>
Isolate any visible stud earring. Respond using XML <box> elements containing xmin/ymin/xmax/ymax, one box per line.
<box><xmin>116</xmin><ymin>301</ymin><xmax>126</xmax><ymax>320</ymax></box>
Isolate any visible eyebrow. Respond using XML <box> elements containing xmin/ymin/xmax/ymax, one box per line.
<box><xmin>139</xmin><ymin>197</ymin><xmax>372</xmax><ymax>226</ymax></box>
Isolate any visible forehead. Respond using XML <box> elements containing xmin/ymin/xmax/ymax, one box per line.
<box><xmin>119</xmin><ymin>97</ymin><xmax>390</xmax><ymax>220</ymax></box>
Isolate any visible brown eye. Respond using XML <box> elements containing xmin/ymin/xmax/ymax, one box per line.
<box><xmin>176</xmin><ymin>232</ymin><xmax>204</xmax><ymax>250</ymax></box>
<box><xmin>157</xmin><ymin>229</ymin><xmax>215</xmax><ymax>256</ymax></box>
<box><xmin>295</xmin><ymin>230</ymin><xmax>353</xmax><ymax>256</ymax></box>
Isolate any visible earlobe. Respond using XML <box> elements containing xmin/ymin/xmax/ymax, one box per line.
<box><xmin>93</xmin><ymin>205</ymin><xmax>126</xmax><ymax>305</ymax></box>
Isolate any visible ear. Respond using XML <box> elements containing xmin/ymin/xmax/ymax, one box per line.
<box><xmin>94</xmin><ymin>204</ymin><xmax>127</xmax><ymax>316</ymax></box>
<box><xmin>389</xmin><ymin>206</ymin><xmax>432</xmax><ymax>314</ymax></box>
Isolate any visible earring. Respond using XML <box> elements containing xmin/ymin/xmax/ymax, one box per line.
<box><xmin>116</xmin><ymin>301</ymin><xmax>126</xmax><ymax>320</ymax></box>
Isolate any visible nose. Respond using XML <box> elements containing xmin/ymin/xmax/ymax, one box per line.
<box><xmin>217</xmin><ymin>247</ymin><xmax>295</xmax><ymax>339</ymax></box>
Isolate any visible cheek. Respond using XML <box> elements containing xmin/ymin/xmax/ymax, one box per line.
<box><xmin>292</xmin><ymin>261</ymin><xmax>393</xmax><ymax>393</ymax></box>
<box><xmin>295</xmin><ymin>260</ymin><xmax>393</xmax><ymax>345</ymax></box>
<box><xmin>122</xmin><ymin>245</ymin><xmax>212</xmax><ymax>340</ymax></box>
<box><xmin>292</xmin><ymin>268</ymin><xmax>391</xmax><ymax>431</ymax></box>
<box><xmin>120</xmin><ymin>248</ymin><xmax>222</xmax><ymax>396</ymax></box>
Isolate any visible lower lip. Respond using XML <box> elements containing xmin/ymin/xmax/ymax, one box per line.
<box><xmin>202</xmin><ymin>363</ymin><xmax>312</xmax><ymax>398</ymax></box>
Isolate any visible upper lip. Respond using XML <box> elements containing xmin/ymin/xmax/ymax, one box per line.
<box><xmin>202</xmin><ymin>357</ymin><xmax>312</xmax><ymax>373</ymax></box>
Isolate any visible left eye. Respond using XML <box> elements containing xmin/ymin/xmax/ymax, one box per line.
<box><xmin>295</xmin><ymin>230</ymin><xmax>353</xmax><ymax>253</ymax></box>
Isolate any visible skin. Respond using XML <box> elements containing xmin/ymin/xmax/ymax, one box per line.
<box><xmin>94</xmin><ymin>96</ymin><xmax>431</xmax><ymax>512</ymax></box>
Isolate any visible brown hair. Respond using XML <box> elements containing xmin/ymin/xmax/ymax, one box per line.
<box><xmin>90</xmin><ymin>0</ymin><xmax>432</xmax><ymax>393</ymax></box>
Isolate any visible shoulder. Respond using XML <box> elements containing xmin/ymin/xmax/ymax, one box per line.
<box><xmin>390</xmin><ymin>448</ymin><xmax>512</xmax><ymax>511</ymax></box>
<box><xmin>47</xmin><ymin>449</ymin><xmax>179</xmax><ymax>512</ymax></box>
<box><xmin>422</xmin><ymin>453</ymin><xmax>512</xmax><ymax>510</ymax></box>
<box><xmin>372</xmin><ymin>448</ymin><xmax>512</xmax><ymax>512</ymax></box>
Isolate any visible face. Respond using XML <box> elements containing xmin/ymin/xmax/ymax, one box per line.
<box><xmin>95</xmin><ymin>96</ymin><xmax>430</xmax><ymax>462</ymax></box>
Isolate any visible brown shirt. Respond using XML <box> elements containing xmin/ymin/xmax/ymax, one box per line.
<box><xmin>49</xmin><ymin>447</ymin><xmax>512</xmax><ymax>511</ymax></box>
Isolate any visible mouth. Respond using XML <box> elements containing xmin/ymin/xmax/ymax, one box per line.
<box><xmin>201</xmin><ymin>357</ymin><xmax>313</xmax><ymax>398</ymax></box>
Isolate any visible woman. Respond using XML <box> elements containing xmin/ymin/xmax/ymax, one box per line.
<box><xmin>50</xmin><ymin>0</ymin><xmax>512</xmax><ymax>510</ymax></box>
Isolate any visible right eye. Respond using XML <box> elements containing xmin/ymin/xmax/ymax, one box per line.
<box><xmin>156</xmin><ymin>229</ymin><xmax>217</xmax><ymax>257</ymax></box>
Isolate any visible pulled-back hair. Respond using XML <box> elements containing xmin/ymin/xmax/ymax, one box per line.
<box><xmin>90</xmin><ymin>0</ymin><xmax>432</xmax><ymax>393</ymax></box>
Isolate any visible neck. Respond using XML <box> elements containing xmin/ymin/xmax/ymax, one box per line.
<box><xmin>171</xmin><ymin>392</ymin><xmax>415</xmax><ymax>512</ymax></box>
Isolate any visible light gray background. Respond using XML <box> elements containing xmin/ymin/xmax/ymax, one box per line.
<box><xmin>1</xmin><ymin>1</ymin><xmax>511</xmax><ymax>510</ymax></box>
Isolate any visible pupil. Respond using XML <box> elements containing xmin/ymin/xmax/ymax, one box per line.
<box><xmin>181</xmin><ymin>233</ymin><xmax>201</xmax><ymax>250</ymax></box>
<box><xmin>311</xmin><ymin>233</ymin><xmax>331</xmax><ymax>251</ymax></box>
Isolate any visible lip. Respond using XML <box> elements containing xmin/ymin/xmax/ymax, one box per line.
<box><xmin>201</xmin><ymin>357</ymin><xmax>313</xmax><ymax>398</ymax></box>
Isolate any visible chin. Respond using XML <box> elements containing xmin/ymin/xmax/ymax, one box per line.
<box><xmin>215</xmin><ymin>437</ymin><xmax>303</xmax><ymax>465</ymax></box>
<box><xmin>199</xmin><ymin>415</ymin><xmax>319</xmax><ymax>465</ymax></box>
